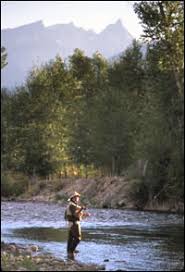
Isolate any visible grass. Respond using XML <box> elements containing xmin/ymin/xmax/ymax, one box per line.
<box><xmin>20</xmin><ymin>257</ymin><xmax>38</xmax><ymax>271</ymax></box>
<box><xmin>1</xmin><ymin>253</ymin><xmax>39</xmax><ymax>271</ymax></box>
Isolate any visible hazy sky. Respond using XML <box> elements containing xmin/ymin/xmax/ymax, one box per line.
<box><xmin>1</xmin><ymin>1</ymin><xmax>143</xmax><ymax>39</ymax></box>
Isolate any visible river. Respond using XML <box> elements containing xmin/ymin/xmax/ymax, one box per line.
<box><xmin>1</xmin><ymin>201</ymin><xmax>184</xmax><ymax>271</ymax></box>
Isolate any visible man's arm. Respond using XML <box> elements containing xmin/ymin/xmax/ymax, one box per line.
<box><xmin>70</xmin><ymin>204</ymin><xmax>90</xmax><ymax>220</ymax></box>
<box><xmin>70</xmin><ymin>204</ymin><xmax>83</xmax><ymax>220</ymax></box>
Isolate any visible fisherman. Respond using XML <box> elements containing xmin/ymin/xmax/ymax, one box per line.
<box><xmin>65</xmin><ymin>191</ymin><xmax>90</xmax><ymax>259</ymax></box>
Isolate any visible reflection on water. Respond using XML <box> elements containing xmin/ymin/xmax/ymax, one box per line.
<box><xmin>13</xmin><ymin>227</ymin><xmax>68</xmax><ymax>242</ymax></box>
<box><xmin>1</xmin><ymin>202</ymin><xmax>184</xmax><ymax>271</ymax></box>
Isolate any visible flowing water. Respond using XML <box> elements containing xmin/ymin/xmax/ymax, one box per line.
<box><xmin>1</xmin><ymin>201</ymin><xmax>184</xmax><ymax>271</ymax></box>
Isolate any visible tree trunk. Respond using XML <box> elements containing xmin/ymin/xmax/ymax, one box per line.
<box><xmin>85</xmin><ymin>164</ymin><xmax>88</xmax><ymax>179</ymax></box>
<box><xmin>111</xmin><ymin>156</ymin><xmax>116</xmax><ymax>176</ymax></box>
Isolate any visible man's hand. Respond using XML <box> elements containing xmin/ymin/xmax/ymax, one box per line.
<box><xmin>82</xmin><ymin>211</ymin><xmax>91</xmax><ymax>217</ymax></box>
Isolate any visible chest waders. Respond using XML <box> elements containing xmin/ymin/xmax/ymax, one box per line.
<box><xmin>65</xmin><ymin>202</ymin><xmax>82</xmax><ymax>256</ymax></box>
<box><xmin>67</xmin><ymin>221</ymin><xmax>81</xmax><ymax>255</ymax></box>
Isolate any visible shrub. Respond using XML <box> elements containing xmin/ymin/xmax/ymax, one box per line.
<box><xmin>128</xmin><ymin>178</ymin><xmax>148</xmax><ymax>208</ymax></box>
<box><xmin>52</xmin><ymin>179</ymin><xmax>64</xmax><ymax>191</ymax></box>
<box><xmin>38</xmin><ymin>180</ymin><xmax>47</xmax><ymax>190</ymax></box>
<box><xmin>1</xmin><ymin>171</ymin><xmax>29</xmax><ymax>197</ymax></box>
<box><xmin>55</xmin><ymin>192</ymin><xmax>68</xmax><ymax>201</ymax></box>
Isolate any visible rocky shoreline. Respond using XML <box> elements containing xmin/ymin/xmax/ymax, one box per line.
<box><xmin>1</xmin><ymin>242</ymin><xmax>105</xmax><ymax>271</ymax></box>
<box><xmin>2</xmin><ymin>177</ymin><xmax>184</xmax><ymax>214</ymax></box>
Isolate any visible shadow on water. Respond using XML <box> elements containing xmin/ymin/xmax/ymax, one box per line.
<box><xmin>13</xmin><ymin>227</ymin><xmax>68</xmax><ymax>243</ymax></box>
<box><xmin>11</xmin><ymin>224</ymin><xmax>184</xmax><ymax>246</ymax></box>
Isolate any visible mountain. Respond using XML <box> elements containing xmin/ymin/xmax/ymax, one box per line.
<box><xmin>1</xmin><ymin>19</ymin><xmax>133</xmax><ymax>89</ymax></box>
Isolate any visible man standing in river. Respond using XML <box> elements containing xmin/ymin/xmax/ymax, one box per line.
<box><xmin>65</xmin><ymin>191</ymin><xmax>90</xmax><ymax>259</ymax></box>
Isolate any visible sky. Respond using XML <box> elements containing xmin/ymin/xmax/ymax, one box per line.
<box><xmin>1</xmin><ymin>1</ymin><xmax>143</xmax><ymax>39</ymax></box>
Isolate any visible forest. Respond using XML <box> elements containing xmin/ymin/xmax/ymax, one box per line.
<box><xmin>1</xmin><ymin>1</ymin><xmax>184</xmax><ymax>205</ymax></box>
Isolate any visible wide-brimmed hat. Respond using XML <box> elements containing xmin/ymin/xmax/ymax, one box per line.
<box><xmin>68</xmin><ymin>191</ymin><xmax>81</xmax><ymax>201</ymax></box>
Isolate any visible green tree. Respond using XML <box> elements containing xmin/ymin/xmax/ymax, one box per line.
<box><xmin>88</xmin><ymin>41</ymin><xmax>145</xmax><ymax>175</ymax></box>
<box><xmin>22</xmin><ymin>56</ymin><xmax>72</xmax><ymax>176</ymax></box>
<box><xmin>134</xmin><ymin>1</ymin><xmax>184</xmax><ymax>201</ymax></box>
<box><xmin>67</xmin><ymin>49</ymin><xmax>109</xmax><ymax>176</ymax></box>
<box><xmin>4</xmin><ymin>56</ymin><xmax>76</xmax><ymax>177</ymax></box>
<box><xmin>1</xmin><ymin>88</ymin><xmax>13</xmax><ymax>170</ymax></box>
<box><xmin>134</xmin><ymin>1</ymin><xmax>184</xmax><ymax>97</ymax></box>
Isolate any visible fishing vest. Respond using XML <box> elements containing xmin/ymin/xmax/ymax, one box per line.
<box><xmin>64</xmin><ymin>201</ymin><xmax>81</xmax><ymax>222</ymax></box>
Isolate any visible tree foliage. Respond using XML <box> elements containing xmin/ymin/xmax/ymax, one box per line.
<box><xmin>1</xmin><ymin>1</ymin><xmax>184</xmax><ymax>203</ymax></box>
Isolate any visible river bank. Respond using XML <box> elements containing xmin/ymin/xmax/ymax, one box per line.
<box><xmin>2</xmin><ymin>176</ymin><xmax>184</xmax><ymax>213</ymax></box>
<box><xmin>1</xmin><ymin>242</ymin><xmax>105</xmax><ymax>271</ymax></box>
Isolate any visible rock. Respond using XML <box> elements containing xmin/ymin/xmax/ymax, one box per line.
<box><xmin>17</xmin><ymin>256</ymin><xmax>24</xmax><ymax>261</ymax></box>
<box><xmin>2</xmin><ymin>251</ymin><xmax>7</xmax><ymax>256</ymax></box>
<box><xmin>117</xmin><ymin>200</ymin><xmax>126</xmax><ymax>207</ymax></box>
<box><xmin>30</xmin><ymin>245</ymin><xmax>39</xmax><ymax>252</ymax></box>
<box><xmin>26</xmin><ymin>255</ymin><xmax>31</xmax><ymax>259</ymax></box>
<box><xmin>102</xmin><ymin>202</ymin><xmax>111</xmax><ymax>209</ymax></box>
<box><xmin>7</xmin><ymin>245</ymin><xmax>17</xmax><ymax>252</ymax></box>
<box><xmin>17</xmin><ymin>267</ymin><xmax>28</xmax><ymax>271</ymax></box>
<box><xmin>25</xmin><ymin>249</ymin><xmax>32</xmax><ymax>255</ymax></box>
<box><xmin>51</xmin><ymin>260</ymin><xmax>61</xmax><ymax>265</ymax></box>
<box><xmin>97</xmin><ymin>265</ymin><xmax>106</xmax><ymax>270</ymax></box>
<box><xmin>9</xmin><ymin>253</ymin><xmax>15</xmax><ymax>261</ymax></box>
<box><xmin>1</xmin><ymin>242</ymin><xmax>105</xmax><ymax>271</ymax></box>
<box><xmin>35</xmin><ymin>257</ymin><xmax>42</xmax><ymax>264</ymax></box>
